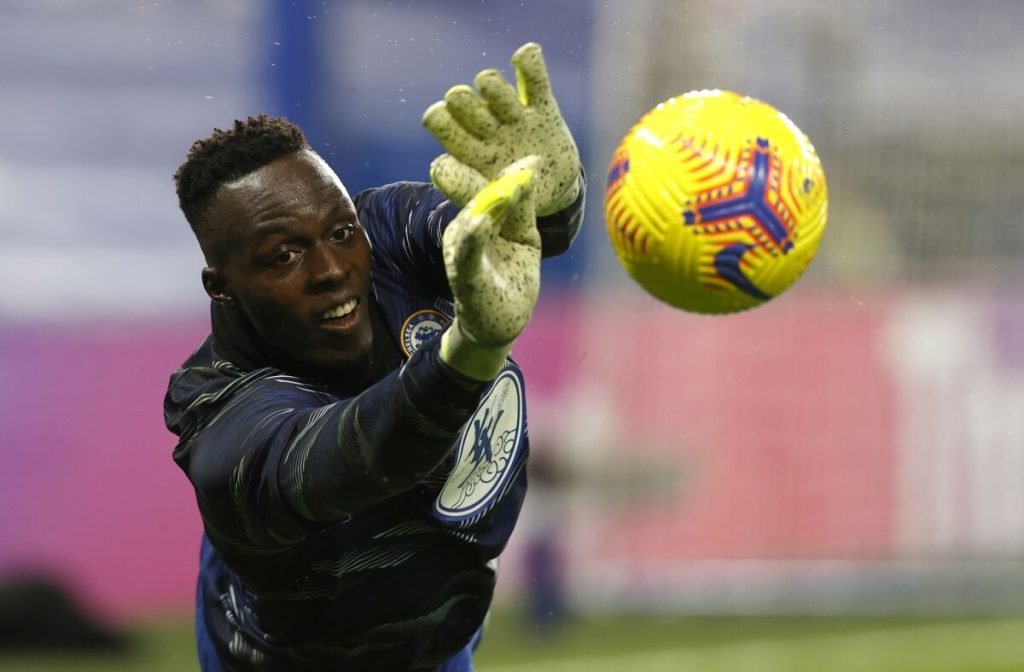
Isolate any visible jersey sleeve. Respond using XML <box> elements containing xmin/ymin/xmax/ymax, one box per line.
<box><xmin>355</xmin><ymin>172</ymin><xmax>587</xmax><ymax>283</ymax></box>
<box><xmin>537</xmin><ymin>170</ymin><xmax>587</xmax><ymax>257</ymax></box>
<box><xmin>179</xmin><ymin>338</ymin><xmax>485</xmax><ymax>550</ymax></box>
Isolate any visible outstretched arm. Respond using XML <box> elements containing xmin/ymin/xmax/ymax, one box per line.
<box><xmin>179</xmin><ymin>168</ymin><xmax>543</xmax><ymax>548</ymax></box>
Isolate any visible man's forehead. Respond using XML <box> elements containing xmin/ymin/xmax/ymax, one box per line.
<box><xmin>205</xmin><ymin>150</ymin><xmax>356</xmax><ymax>259</ymax></box>
<box><xmin>223</xmin><ymin>149</ymin><xmax>351</xmax><ymax>202</ymax></box>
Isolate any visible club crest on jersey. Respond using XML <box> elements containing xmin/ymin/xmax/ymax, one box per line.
<box><xmin>434</xmin><ymin>368</ymin><xmax>526</xmax><ymax>524</ymax></box>
<box><xmin>400</xmin><ymin>309</ymin><xmax>451</xmax><ymax>357</ymax></box>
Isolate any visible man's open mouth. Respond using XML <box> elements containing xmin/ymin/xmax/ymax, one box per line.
<box><xmin>320</xmin><ymin>298</ymin><xmax>360</xmax><ymax>329</ymax></box>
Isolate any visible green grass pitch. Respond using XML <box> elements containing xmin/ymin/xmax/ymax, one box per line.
<box><xmin>1</xmin><ymin>612</ymin><xmax>1023</xmax><ymax>671</ymax></box>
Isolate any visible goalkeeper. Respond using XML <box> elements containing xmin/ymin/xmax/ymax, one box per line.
<box><xmin>164</xmin><ymin>43</ymin><xmax>584</xmax><ymax>672</ymax></box>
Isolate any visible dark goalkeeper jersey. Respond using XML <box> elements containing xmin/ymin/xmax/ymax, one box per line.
<box><xmin>164</xmin><ymin>179</ymin><xmax>584</xmax><ymax>671</ymax></box>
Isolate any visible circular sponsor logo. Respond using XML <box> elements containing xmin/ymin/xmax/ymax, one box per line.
<box><xmin>435</xmin><ymin>369</ymin><xmax>526</xmax><ymax>524</ymax></box>
<box><xmin>400</xmin><ymin>309</ymin><xmax>451</xmax><ymax>357</ymax></box>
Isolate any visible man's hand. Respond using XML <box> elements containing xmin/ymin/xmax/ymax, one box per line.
<box><xmin>439</xmin><ymin>158</ymin><xmax>542</xmax><ymax>381</ymax></box>
<box><xmin>423</xmin><ymin>42</ymin><xmax>581</xmax><ymax>217</ymax></box>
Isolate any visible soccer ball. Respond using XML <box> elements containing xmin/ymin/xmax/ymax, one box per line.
<box><xmin>604</xmin><ymin>90</ymin><xmax>828</xmax><ymax>315</ymax></box>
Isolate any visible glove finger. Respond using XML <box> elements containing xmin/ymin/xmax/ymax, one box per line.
<box><xmin>474</xmin><ymin>69</ymin><xmax>524</xmax><ymax>125</ymax></box>
<box><xmin>430</xmin><ymin>154</ymin><xmax>490</xmax><ymax>207</ymax></box>
<box><xmin>467</xmin><ymin>173</ymin><xmax>523</xmax><ymax>223</ymax></box>
<box><xmin>497</xmin><ymin>154</ymin><xmax>543</xmax><ymax>179</ymax></box>
<box><xmin>497</xmin><ymin>167</ymin><xmax>541</xmax><ymax>248</ymax></box>
<box><xmin>511</xmin><ymin>42</ymin><xmax>552</xmax><ymax>107</ymax></box>
<box><xmin>443</xmin><ymin>210</ymin><xmax>494</xmax><ymax>290</ymax></box>
<box><xmin>423</xmin><ymin>101</ymin><xmax>491</xmax><ymax>167</ymax></box>
<box><xmin>444</xmin><ymin>85</ymin><xmax>499</xmax><ymax>139</ymax></box>
<box><xmin>500</xmin><ymin>203</ymin><xmax>541</xmax><ymax>249</ymax></box>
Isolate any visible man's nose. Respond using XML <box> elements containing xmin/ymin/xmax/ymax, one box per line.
<box><xmin>308</xmin><ymin>243</ymin><xmax>349</xmax><ymax>289</ymax></box>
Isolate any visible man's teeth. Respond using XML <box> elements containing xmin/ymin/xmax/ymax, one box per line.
<box><xmin>322</xmin><ymin>299</ymin><xmax>358</xmax><ymax>320</ymax></box>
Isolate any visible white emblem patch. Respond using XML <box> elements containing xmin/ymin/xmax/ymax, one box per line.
<box><xmin>434</xmin><ymin>369</ymin><xmax>526</xmax><ymax>524</ymax></box>
<box><xmin>401</xmin><ymin>309</ymin><xmax>451</xmax><ymax>357</ymax></box>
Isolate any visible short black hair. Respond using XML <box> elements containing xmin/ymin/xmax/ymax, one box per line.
<box><xmin>174</xmin><ymin>114</ymin><xmax>308</xmax><ymax>240</ymax></box>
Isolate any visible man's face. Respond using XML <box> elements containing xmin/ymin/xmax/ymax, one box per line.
<box><xmin>202</xmin><ymin>149</ymin><xmax>374</xmax><ymax>374</ymax></box>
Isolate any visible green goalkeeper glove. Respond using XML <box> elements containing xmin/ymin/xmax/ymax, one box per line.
<box><xmin>423</xmin><ymin>42</ymin><xmax>581</xmax><ymax>217</ymax></box>
<box><xmin>440</xmin><ymin>158</ymin><xmax>542</xmax><ymax>381</ymax></box>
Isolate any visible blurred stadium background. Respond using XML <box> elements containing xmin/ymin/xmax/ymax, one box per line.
<box><xmin>2</xmin><ymin>0</ymin><xmax>1024</xmax><ymax>670</ymax></box>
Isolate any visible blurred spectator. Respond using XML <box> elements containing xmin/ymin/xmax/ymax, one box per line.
<box><xmin>522</xmin><ymin>446</ymin><xmax>574</xmax><ymax>634</ymax></box>
<box><xmin>0</xmin><ymin>572</ymin><xmax>128</xmax><ymax>652</ymax></box>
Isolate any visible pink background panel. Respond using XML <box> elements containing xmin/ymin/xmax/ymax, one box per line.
<box><xmin>573</xmin><ymin>290</ymin><xmax>897</xmax><ymax>561</ymax></box>
<box><xmin>0</xmin><ymin>321</ymin><xmax>209</xmax><ymax>619</ymax></box>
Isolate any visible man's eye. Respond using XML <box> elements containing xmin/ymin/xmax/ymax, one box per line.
<box><xmin>331</xmin><ymin>226</ymin><xmax>356</xmax><ymax>243</ymax></box>
<box><xmin>274</xmin><ymin>249</ymin><xmax>299</xmax><ymax>265</ymax></box>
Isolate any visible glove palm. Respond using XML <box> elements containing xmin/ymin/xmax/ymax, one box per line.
<box><xmin>440</xmin><ymin>159</ymin><xmax>541</xmax><ymax>381</ymax></box>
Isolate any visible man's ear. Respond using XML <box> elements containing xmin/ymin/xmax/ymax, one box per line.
<box><xmin>202</xmin><ymin>267</ymin><xmax>234</xmax><ymax>305</ymax></box>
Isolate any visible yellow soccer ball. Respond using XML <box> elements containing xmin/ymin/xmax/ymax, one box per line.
<box><xmin>604</xmin><ymin>90</ymin><xmax>828</xmax><ymax>314</ymax></box>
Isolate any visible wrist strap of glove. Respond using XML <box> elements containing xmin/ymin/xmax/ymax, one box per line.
<box><xmin>439</xmin><ymin>319</ymin><xmax>511</xmax><ymax>381</ymax></box>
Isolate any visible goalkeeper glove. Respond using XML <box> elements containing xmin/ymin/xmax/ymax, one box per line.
<box><xmin>439</xmin><ymin>157</ymin><xmax>541</xmax><ymax>381</ymax></box>
<box><xmin>423</xmin><ymin>42</ymin><xmax>581</xmax><ymax>217</ymax></box>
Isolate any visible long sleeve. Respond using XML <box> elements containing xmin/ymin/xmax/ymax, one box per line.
<box><xmin>174</xmin><ymin>337</ymin><xmax>486</xmax><ymax>550</ymax></box>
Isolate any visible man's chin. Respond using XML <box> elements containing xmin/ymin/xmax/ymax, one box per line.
<box><xmin>304</xmin><ymin>340</ymin><xmax>374</xmax><ymax>376</ymax></box>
